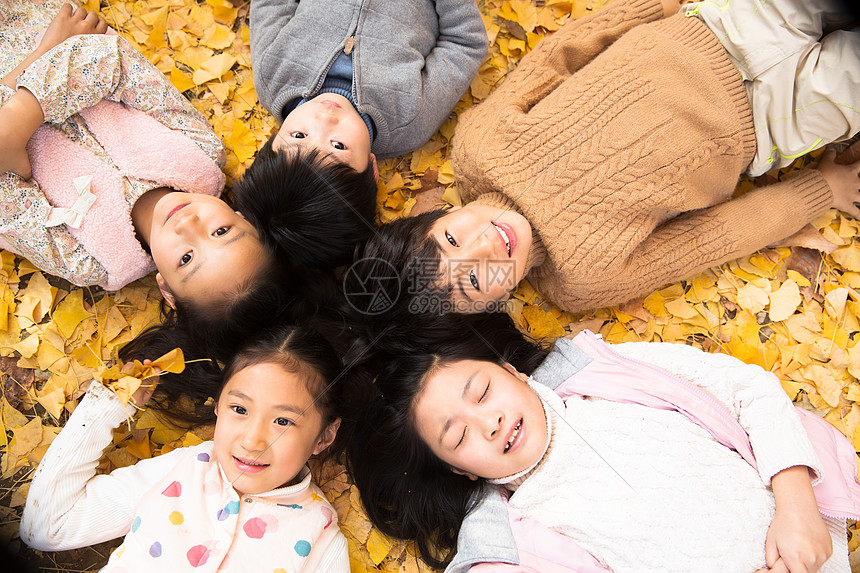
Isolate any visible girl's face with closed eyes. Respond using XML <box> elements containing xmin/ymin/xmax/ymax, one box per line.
<box><xmin>412</xmin><ymin>359</ymin><xmax>547</xmax><ymax>481</ymax></box>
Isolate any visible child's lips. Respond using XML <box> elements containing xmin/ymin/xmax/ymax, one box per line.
<box><xmin>503</xmin><ymin>418</ymin><xmax>524</xmax><ymax>454</ymax></box>
<box><xmin>492</xmin><ymin>221</ymin><xmax>517</xmax><ymax>257</ymax></box>
<box><xmin>320</xmin><ymin>99</ymin><xmax>342</xmax><ymax>109</ymax></box>
<box><xmin>233</xmin><ymin>455</ymin><xmax>268</xmax><ymax>475</ymax></box>
<box><xmin>165</xmin><ymin>203</ymin><xmax>188</xmax><ymax>224</ymax></box>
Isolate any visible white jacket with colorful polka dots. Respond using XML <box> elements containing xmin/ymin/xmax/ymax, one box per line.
<box><xmin>20</xmin><ymin>382</ymin><xmax>348</xmax><ymax>572</ymax></box>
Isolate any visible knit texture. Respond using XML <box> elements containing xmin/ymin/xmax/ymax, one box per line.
<box><xmin>451</xmin><ymin>0</ymin><xmax>833</xmax><ymax>312</ymax></box>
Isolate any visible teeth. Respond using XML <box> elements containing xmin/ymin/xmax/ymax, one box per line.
<box><xmin>504</xmin><ymin>420</ymin><xmax>522</xmax><ymax>452</ymax></box>
<box><xmin>493</xmin><ymin>223</ymin><xmax>511</xmax><ymax>256</ymax></box>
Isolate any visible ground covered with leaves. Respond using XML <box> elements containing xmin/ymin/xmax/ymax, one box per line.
<box><xmin>1</xmin><ymin>0</ymin><xmax>858</xmax><ymax>571</ymax></box>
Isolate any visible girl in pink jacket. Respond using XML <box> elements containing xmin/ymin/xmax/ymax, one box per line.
<box><xmin>0</xmin><ymin>3</ymin><xmax>376</xmax><ymax>378</ymax></box>
<box><xmin>346</xmin><ymin>314</ymin><xmax>860</xmax><ymax>573</ymax></box>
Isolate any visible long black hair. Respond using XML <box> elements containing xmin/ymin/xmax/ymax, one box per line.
<box><xmin>219</xmin><ymin>324</ymin><xmax>346</xmax><ymax>428</ymax></box>
<box><xmin>120</xmin><ymin>261</ymin><xmax>304</xmax><ymax>425</ymax></box>
<box><xmin>342</xmin><ymin>312</ymin><xmax>548</xmax><ymax>567</ymax></box>
<box><xmin>234</xmin><ymin>137</ymin><xmax>378</xmax><ymax>270</ymax></box>
<box><xmin>122</xmin><ymin>135</ymin><xmax>375</xmax><ymax>419</ymax></box>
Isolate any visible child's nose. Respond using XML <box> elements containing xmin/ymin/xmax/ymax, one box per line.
<box><xmin>484</xmin><ymin>411</ymin><xmax>503</xmax><ymax>439</ymax></box>
<box><xmin>242</xmin><ymin>422</ymin><xmax>268</xmax><ymax>451</ymax></box>
<box><xmin>174</xmin><ymin>211</ymin><xmax>202</xmax><ymax>235</ymax></box>
<box><xmin>466</xmin><ymin>231</ymin><xmax>493</xmax><ymax>259</ymax></box>
<box><xmin>315</xmin><ymin>109</ymin><xmax>338</xmax><ymax>124</ymax></box>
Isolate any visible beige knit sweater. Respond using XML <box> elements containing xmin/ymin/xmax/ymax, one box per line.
<box><xmin>451</xmin><ymin>0</ymin><xmax>833</xmax><ymax>313</ymax></box>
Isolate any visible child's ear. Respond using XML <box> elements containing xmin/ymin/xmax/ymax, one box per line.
<box><xmin>155</xmin><ymin>273</ymin><xmax>177</xmax><ymax>309</ymax></box>
<box><xmin>370</xmin><ymin>153</ymin><xmax>379</xmax><ymax>182</ymax></box>
<box><xmin>502</xmin><ymin>362</ymin><xmax>528</xmax><ymax>383</ymax></box>
<box><xmin>450</xmin><ymin>466</ymin><xmax>479</xmax><ymax>481</ymax></box>
<box><xmin>313</xmin><ymin>417</ymin><xmax>341</xmax><ymax>455</ymax></box>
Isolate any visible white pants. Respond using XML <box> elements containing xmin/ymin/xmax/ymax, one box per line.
<box><xmin>687</xmin><ymin>0</ymin><xmax>860</xmax><ymax>175</ymax></box>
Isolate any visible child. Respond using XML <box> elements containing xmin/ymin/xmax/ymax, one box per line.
<box><xmin>20</xmin><ymin>325</ymin><xmax>349</xmax><ymax>572</ymax></box>
<box><xmin>349</xmin><ymin>0</ymin><xmax>860</xmax><ymax>316</ymax></box>
<box><xmin>345</xmin><ymin>315</ymin><xmax>860</xmax><ymax>572</ymax></box>
<box><xmin>248</xmin><ymin>0</ymin><xmax>488</xmax><ymax>175</ymax></box>
<box><xmin>1</xmin><ymin>3</ymin><xmax>375</xmax><ymax>369</ymax></box>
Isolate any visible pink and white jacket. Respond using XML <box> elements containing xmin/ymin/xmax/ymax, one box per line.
<box><xmin>448</xmin><ymin>331</ymin><xmax>860</xmax><ymax>573</ymax></box>
<box><xmin>0</xmin><ymin>33</ymin><xmax>225</xmax><ymax>290</ymax></box>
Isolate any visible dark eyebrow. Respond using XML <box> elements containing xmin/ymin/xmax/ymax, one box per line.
<box><xmin>180</xmin><ymin>230</ymin><xmax>246</xmax><ymax>284</ymax></box>
<box><xmin>438</xmin><ymin>370</ymin><xmax>477</xmax><ymax>446</ymax></box>
<box><xmin>181</xmin><ymin>259</ymin><xmax>201</xmax><ymax>284</ymax></box>
<box><xmin>228</xmin><ymin>389</ymin><xmax>307</xmax><ymax>416</ymax></box>
<box><xmin>273</xmin><ymin>404</ymin><xmax>307</xmax><ymax>416</ymax></box>
<box><xmin>227</xmin><ymin>389</ymin><xmax>253</xmax><ymax>402</ymax></box>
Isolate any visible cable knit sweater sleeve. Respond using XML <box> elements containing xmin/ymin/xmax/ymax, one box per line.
<box><xmin>539</xmin><ymin>169</ymin><xmax>832</xmax><ymax>312</ymax></box>
<box><xmin>609</xmin><ymin>341</ymin><xmax>822</xmax><ymax>485</ymax></box>
<box><xmin>19</xmin><ymin>382</ymin><xmax>188</xmax><ymax>551</ymax></box>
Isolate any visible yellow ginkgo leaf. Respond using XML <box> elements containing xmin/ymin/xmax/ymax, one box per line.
<box><xmin>768</xmin><ymin>279</ymin><xmax>801</xmax><ymax>322</ymax></box>
<box><xmin>227</xmin><ymin>120</ymin><xmax>257</xmax><ymax>163</ymax></box>
<box><xmin>10</xmin><ymin>417</ymin><xmax>43</xmax><ymax>457</ymax></box>
<box><xmin>52</xmin><ymin>289</ymin><xmax>92</xmax><ymax>339</ymax></box>
<box><xmin>170</xmin><ymin>66</ymin><xmax>196</xmax><ymax>92</ymax></box>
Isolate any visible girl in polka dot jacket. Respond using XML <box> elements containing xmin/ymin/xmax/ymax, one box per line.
<box><xmin>20</xmin><ymin>326</ymin><xmax>349</xmax><ymax>573</ymax></box>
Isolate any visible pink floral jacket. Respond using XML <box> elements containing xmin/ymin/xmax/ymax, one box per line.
<box><xmin>0</xmin><ymin>8</ymin><xmax>224</xmax><ymax>290</ymax></box>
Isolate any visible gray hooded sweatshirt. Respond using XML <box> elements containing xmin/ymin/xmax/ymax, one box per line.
<box><xmin>249</xmin><ymin>0</ymin><xmax>488</xmax><ymax>158</ymax></box>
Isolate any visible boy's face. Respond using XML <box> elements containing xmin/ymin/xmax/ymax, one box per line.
<box><xmin>273</xmin><ymin>93</ymin><xmax>374</xmax><ymax>173</ymax></box>
<box><xmin>413</xmin><ymin>359</ymin><xmax>548</xmax><ymax>481</ymax></box>
<box><xmin>429</xmin><ymin>204</ymin><xmax>533</xmax><ymax>312</ymax></box>
<box><xmin>148</xmin><ymin>192</ymin><xmax>265</xmax><ymax>307</ymax></box>
<box><xmin>213</xmin><ymin>362</ymin><xmax>338</xmax><ymax>495</ymax></box>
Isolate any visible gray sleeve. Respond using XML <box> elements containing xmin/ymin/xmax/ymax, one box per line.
<box><xmin>398</xmin><ymin>0</ymin><xmax>487</xmax><ymax>153</ymax></box>
<box><xmin>249</xmin><ymin>0</ymin><xmax>301</xmax><ymax>113</ymax></box>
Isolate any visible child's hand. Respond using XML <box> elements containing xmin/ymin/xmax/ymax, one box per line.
<box><xmin>755</xmin><ymin>466</ymin><xmax>832</xmax><ymax>573</ymax></box>
<box><xmin>39</xmin><ymin>4</ymin><xmax>108</xmax><ymax>54</ymax></box>
<box><xmin>129</xmin><ymin>360</ymin><xmax>161</xmax><ymax>409</ymax></box>
<box><xmin>820</xmin><ymin>147</ymin><xmax>860</xmax><ymax>220</ymax></box>
<box><xmin>756</xmin><ymin>507</ymin><xmax>832</xmax><ymax>573</ymax></box>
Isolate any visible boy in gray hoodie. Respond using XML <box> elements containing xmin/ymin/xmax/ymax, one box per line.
<box><xmin>249</xmin><ymin>0</ymin><xmax>488</xmax><ymax>176</ymax></box>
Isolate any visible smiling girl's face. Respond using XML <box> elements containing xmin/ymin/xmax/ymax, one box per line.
<box><xmin>213</xmin><ymin>362</ymin><xmax>339</xmax><ymax>495</ymax></box>
<box><xmin>429</xmin><ymin>204</ymin><xmax>533</xmax><ymax>311</ymax></box>
<box><xmin>412</xmin><ymin>359</ymin><xmax>547</xmax><ymax>481</ymax></box>
<box><xmin>147</xmin><ymin>192</ymin><xmax>266</xmax><ymax>307</ymax></box>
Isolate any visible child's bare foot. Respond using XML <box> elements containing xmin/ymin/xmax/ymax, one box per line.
<box><xmin>38</xmin><ymin>3</ymin><xmax>108</xmax><ymax>54</ymax></box>
<box><xmin>820</xmin><ymin>147</ymin><xmax>860</xmax><ymax>219</ymax></box>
